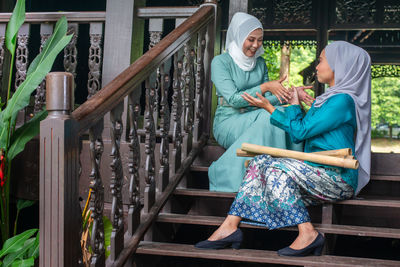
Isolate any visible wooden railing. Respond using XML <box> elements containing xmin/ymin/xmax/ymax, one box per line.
<box><xmin>0</xmin><ymin>12</ymin><xmax>106</xmax><ymax>122</ymax></box>
<box><xmin>39</xmin><ymin>1</ymin><xmax>217</xmax><ymax>266</ymax></box>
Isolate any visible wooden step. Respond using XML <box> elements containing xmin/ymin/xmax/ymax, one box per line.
<box><xmin>136</xmin><ymin>241</ymin><xmax>400</xmax><ymax>267</ymax></box>
<box><xmin>173</xmin><ymin>189</ymin><xmax>400</xmax><ymax>208</ymax></box>
<box><xmin>156</xmin><ymin>213</ymin><xmax>400</xmax><ymax>239</ymax></box>
<box><xmin>190</xmin><ymin>165</ymin><xmax>400</xmax><ymax>182</ymax></box>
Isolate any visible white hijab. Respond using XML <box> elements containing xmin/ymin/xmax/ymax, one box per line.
<box><xmin>314</xmin><ymin>41</ymin><xmax>371</xmax><ymax>195</ymax></box>
<box><xmin>226</xmin><ymin>12</ymin><xmax>264</xmax><ymax>71</ymax></box>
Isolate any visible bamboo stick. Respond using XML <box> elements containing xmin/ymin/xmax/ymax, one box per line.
<box><xmin>243</xmin><ymin>154</ymin><xmax>355</xmax><ymax>168</ymax></box>
<box><xmin>241</xmin><ymin>143</ymin><xmax>359</xmax><ymax>169</ymax></box>
<box><xmin>313</xmin><ymin>148</ymin><xmax>352</xmax><ymax>157</ymax></box>
<box><xmin>236</xmin><ymin>149</ymin><xmax>258</xmax><ymax>157</ymax></box>
<box><xmin>237</xmin><ymin>148</ymin><xmax>352</xmax><ymax>158</ymax></box>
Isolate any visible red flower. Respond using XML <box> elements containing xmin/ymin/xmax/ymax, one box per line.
<box><xmin>0</xmin><ymin>155</ymin><xmax>5</xmax><ymax>187</ymax></box>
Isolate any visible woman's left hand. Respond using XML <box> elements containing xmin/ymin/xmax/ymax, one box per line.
<box><xmin>242</xmin><ymin>92</ymin><xmax>276</xmax><ymax>114</ymax></box>
<box><xmin>295</xmin><ymin>86</ymin><xmax>315</xmax><ymax>106</ymax></box>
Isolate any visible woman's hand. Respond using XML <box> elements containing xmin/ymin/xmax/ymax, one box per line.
<box><xmin>288</xmin><ymin>86</ymin><xmax>301</xmax><ymax>106</ymax></box>
<box><xmin>295</xmin><ymin>85</ymin><xmax>315</xmax><ymax>106</ymax></box>
<box><xmin>260</xmin><ymin>76</ymin><xmax>291</xmax><ymax>104</ymax></box>
<box><xmin>242</xmin><ymin>92</ymin><xmax>276</xmax><ymax>114</ymax></box>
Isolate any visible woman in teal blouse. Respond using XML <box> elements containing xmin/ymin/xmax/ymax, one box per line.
<box><xmin>196</xmin><ymin>41</ymin><xmax>371</xmax><ymax>257</ymax></box>
<box><xmin>209</xmin><ymin>12</ymin><xmax>313</xmax><ymax>192</ymax></box>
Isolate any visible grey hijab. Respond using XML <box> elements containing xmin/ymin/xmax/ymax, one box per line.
<box><xmin>314</xmin><ymin>41</ymin><xmax>371</xmax><ymax>195</ymax></box>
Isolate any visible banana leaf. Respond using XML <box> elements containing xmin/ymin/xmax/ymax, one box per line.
<box><xmin>0</xmin><ymin>229</ymin><xmax>37</xmax><ymax>258</ymax></box>
<box><xmin>7</xmin><ymin>110</ymin><xmax>47</xmax><ymax>161</ymax></box>
<box><xmin>0</xmin><ymin>16</ymin><xmax>72</xmax><ymax>150</ymax></box>
<box><xmin>5</xmin><ymin>0</ymin><xmax>25</xmax><ymax>55</ymax></box>
<box><xmin>11</xmin><ymin>257</ymin><xmax>35</xmax><ymax>267</ymax></box>
<box><xmin>26</xmin><ymin>232</ymin><xmax>38</xmax><ymax>259</ymax></box>
<box><xmin>2</xmin><ymin>238</ymin><xmax>35</xmax><ymax>267</ymax></box>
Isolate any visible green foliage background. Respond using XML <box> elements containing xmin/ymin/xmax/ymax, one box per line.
<box><xmin>262</xmin><ymin>45</ymin><xmax>316</xmax><ymax>86</ymax></box>
<box><xmin>371</xmin><ymin>77</ymin><xmax>400</xmax><ymax>129</ymax></box>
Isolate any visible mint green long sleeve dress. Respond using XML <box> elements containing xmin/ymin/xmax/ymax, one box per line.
<box><xmin>208</xmin><ymin>53</ymin><xmax>303</xmax><ymax>192</ymax></box>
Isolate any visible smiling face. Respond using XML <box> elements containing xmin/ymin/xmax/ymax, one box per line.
<box><xmin>242</xmin><ymin>28</ymin><xmax>263</xmax><ymax>57</ymax></box>
<box><xmin>316</xmin><ymin>49</ymin><xmax>335</xmax><ymax>86</ymax></box>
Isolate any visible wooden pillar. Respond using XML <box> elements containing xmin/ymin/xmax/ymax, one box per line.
<box><xmin>279</xmin><ymin>42</ymin><xmax>291</xmax><ymax>82</ymax></box>
<box><xmin>315</xmin><ymin>0</ymin><xmax>330</xmax><ymax>96</ymax></box>
<box><xmin>102</xmin><ymin>0</ymin><xmax>144</xmax><ymax>141</ymax></box>
<box><xmin>40</xmin><ymin>72</ymin><xmax>81</xmax><ymax>267</ymax></box>
<box><xmin>202</xmin><ymin>0</ymin><xmax>218</xmax><ymax>137</ymax></box>
<box><xmin>228</xmin><ymin>0</ymin><xmax>250</xmax><ymax>22</ymax></box>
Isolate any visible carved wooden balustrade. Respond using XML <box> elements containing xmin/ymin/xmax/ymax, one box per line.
<box><xmin>39</xmin><ymin>2</ymin><xmax>217</xmax><ymax>266</ymax></box>
<box><xmin>0</xmin><ymin>12</ymin><xmax>106</xmax><ymax>122</ymax></box>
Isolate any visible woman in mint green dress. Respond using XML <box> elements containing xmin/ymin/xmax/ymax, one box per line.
<box><xmin>208</xmin><ymin>12</ymin><xmax>312</xmax><ymax>192</ymax></box>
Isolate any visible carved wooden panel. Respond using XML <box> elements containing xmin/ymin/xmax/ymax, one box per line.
<box><xmin>383</xmin><ymin>2</ymin><xmax>400</xmax><ymax>24</ymax></box>
<box><xmin>64</xmin><ymin>23</ymin><xmax>79</xmax><ymax>78</ymax></box>
<box><xmin>251</xmin><ymin>0</ymin><xmax>313</xmax><ymax>26</ymax></box>
<box><xmin>34</xmin><ymin>23</ymin><xmax>53</xmax><ymax>114</ymax></box>
<box><xmin>109</xmin><ymin>104</ymin><xmax>124</xmax><ymax>261</ymax></box>
<box><xmin>88</xmin><ymin>121</ymin><xmax>105</xmax><ymax>266</ymax></box>
<box><xmin>87</xmin><ymin>23</ymin><xmax>103</xmax><ymax>99</ymax></box>
<box><xmin>128</xmin><ymin>92</ymin><xmax>141</xmax><ymax>235</ymax></box>
<box><xmin>335</xmin><ymin>0</ymin><xmax>376</xmax><ymax>24</ymax></box>
<box><xmin>15</xmin><ymin>24</ymin><xmax>30</xmax><ymax>90</ymax></box>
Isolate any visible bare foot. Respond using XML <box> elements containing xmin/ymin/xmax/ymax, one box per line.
<box><xmin>289</xmin><ymin>230</ymin><xmax>318</xmax><ymax>250</ymax></box>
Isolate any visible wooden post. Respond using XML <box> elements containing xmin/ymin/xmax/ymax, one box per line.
<box><xmin>321</xmin><ymin>203</ymin><xmax>338</xmax><ymax>255</ymax></box>
<box><xmin>279</xmin><ymin>41</ymin><xmax>290</xmax><ymax>82</ymax></box>
<box><xmin>102</xmin><ymin>0</ymin><xmax>144</xmax><ymax>142</ymax></box>
<box><xmin>228</xmin><ymin>0</ymin><xmax>250</xmax><ymax>22</ymax></box>
<box><xmin>202</xmin><ymin>0</ymin><xmax>217</xmax><ymax>137</ymax></box>
<box><xmin>40</xmin><ymin>72</ymin><xmax>81</xmax><ymax>267</ymax></box>
<box><xmin>315</xmin><ymin>0</ymin><xmax>330</xmax><ymax>97</ymax></box>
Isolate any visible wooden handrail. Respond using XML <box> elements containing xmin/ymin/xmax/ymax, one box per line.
<box><xmin>136</xmin><ymin>6</ymin><xmax>199</xmax><ymax>18</ymax></box>
<box><xmin>72</xmin><ymin>5</ymin><xmax>214</xmax><ymax>134</ymax></box>
<box><xmin>0</xmin><ymin>11</ymin><xmax>106</xmax><ymax>22</ymax></box>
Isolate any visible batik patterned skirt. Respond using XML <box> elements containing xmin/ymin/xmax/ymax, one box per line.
<box><xmin>228</xmin><ymin>155</ymin><xmax>354</xmax><ymax>229</ymax></box>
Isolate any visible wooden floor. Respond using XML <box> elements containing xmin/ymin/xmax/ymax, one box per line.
<box><xmin>137</xmin><ymin>242</ymin><xmax>400</xmax><ymax>267</ymax></box>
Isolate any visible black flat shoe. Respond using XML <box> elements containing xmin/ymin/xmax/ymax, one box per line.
<box><xmin>278</xmin><ymin>232</ymin><xmax>325</xmax><ymax>257</ymax></box>
<box><xmin>194</xmin><ymin>228</ymin><xmax>243</xmax><ymax>249</ymax></box>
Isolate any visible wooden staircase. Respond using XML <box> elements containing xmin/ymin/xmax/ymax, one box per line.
<box><xmin>134</xmin><ymin>145</ymin><xmax>400</xmax><ymax>266</ymax></box>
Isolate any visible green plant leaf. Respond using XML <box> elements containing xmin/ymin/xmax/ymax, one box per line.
<box><xmin>0</xmin><ymin>229</ymin><xmax>37</xmax><ymax>258</ymax></box>
<box><xmin>11</xmin><ymin>257</ymin><xmax>35</xmax><ymax>267</ymax></box>
<box><xmin>26</xmin><ymin>232</ymin><xmax>38</xmax><ymax>259</ymax></box>
<box><xmin>0</xmin><ymin>17</ymin><xmax>72</xmax><ymax>150</ymax></box>
<box><xmin>3</xmin><ymin>238</ymin><xmax>35</xmax><ymax>267</ymax></box>
<box><xmin>5</xmin><ymin>0</ymin><xmax>25</xmax><ymax>55</ymax></box>
<box><xmin>16</xmin><ymin>200</ymin><xmax>36</xmax><ymax>212</ymax></box>
<box><xmin>26</xmin><ymin>17</ymin><xmax>68</xmax><ymax>77</ymax></box>
<box><xmin>7</xmin><ymin>110</ymin><xmax>48</xmax><ymax>160</ymax></box>
<box><xmin>82</xmin><ymin>210</ymin><xmax>91</xmax><ymax>231</ymax></box>
<box><xmin>103</xmin><ymin>216</ymin><xmax>112</xmax><ymax>259</ymax></box>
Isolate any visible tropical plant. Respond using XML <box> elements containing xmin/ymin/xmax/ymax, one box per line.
<box><xmin>0</xmin><ymin>229</ymin><xmax>38</xmax><ymax>267</ymax></box>
<box><xmin>81</xmin><ymin>190</ymin><xmax>112</xmax><ymax>266</ymax></box>
<box><xmin>0</xmin><ymin>0</ymin><xmax>72</xmax><ymax>244</ymax></box>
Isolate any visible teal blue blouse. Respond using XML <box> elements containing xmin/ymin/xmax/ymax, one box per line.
<box><xmin>211</xmin><ymin>53</ymin><xmax>281</xmax><ymax>122</ymax></box>
<box><xmin>270</xmin><ymin>93</ymin><xmax>358</xmax><ymax>191</ymax></box>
